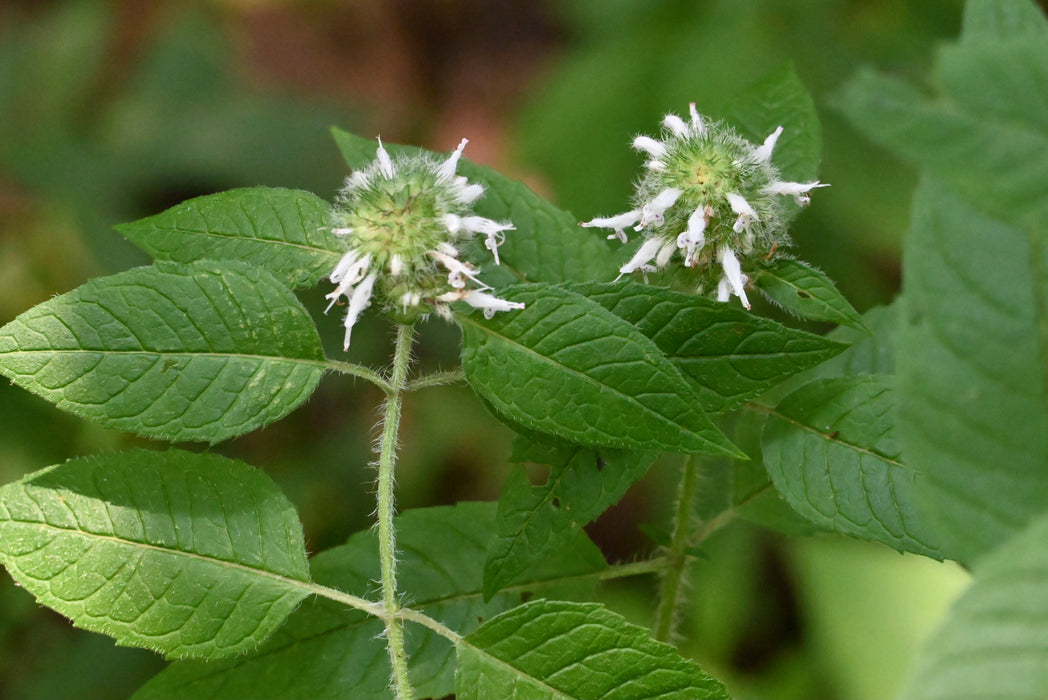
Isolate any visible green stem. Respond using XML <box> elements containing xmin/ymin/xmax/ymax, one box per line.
<box><xmin>653</xmin><ymin>455</ymin><xmax>701</xmax><ymax>643</ymax></box>
<box><xmin>376</xmin><ymin>323</ymin><xmax>416</xmax><ymax>700</ymax></box>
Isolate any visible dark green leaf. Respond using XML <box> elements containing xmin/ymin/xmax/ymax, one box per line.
<box><xmin>900</xmin><ymin>510</ymin><xmax>1048</xmax><ymax>700</ymax></box>
<box><xmin>576</xmin><ymin>280</ymin><xmax>846</xmax><ymax>413</ymax></box>
<box><xmin>456</xmin><ymin>599</ymin><xmax>729</xmax><ymax>700</ymax></box>
<box><xmin>134</xmin><ymin>503</ymin><xmax>606</xmax><ymax>700</ymax></box>
<box><xmin>116</xmin><ymin>187</ymin><xmax>341</xmax><ymax>289</ymax></box>
<box><xmin>459</xmin><ymin>283</ymin><xmax>743</xmax><ymax>457</ymax></box>
<box><xmin>484</xmin><ymin>438</ymin><xmax>651</xmax><ymax>600</ymax></box>
<box><xmin>0</xmin><ymin>449</ymin><xmax>310</xmax><ymax>660</ymax></box>
<box><xmin>762</xmin><ymin>376</ymin><xmax>943</xmax><ymax>557</ymax></box>
<box><xmin>756</xmin><ymin>258</ymin><xmax>867</xmax><ymax>331</ymax></box>
<box><xmin>0</xmin><ymin>260</ymin><xmax>325</xmax><ymax>442</ymax></box>
<box><xmin>897</xmin><ymin>178</ymin><xmax>1048</xmax><ymax>563</ymax></box>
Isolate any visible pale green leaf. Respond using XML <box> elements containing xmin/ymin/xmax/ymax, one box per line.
<box><xmin>756</xmin><ymin>258</ymin><xmax>867</xmax><ymax>331</ymax></box>
<box><xmin>0</xmin><ymin>449</ymin><xmax>310</xmax><ymax>660</ymax></box>
<box><xmin>762</xmin><ymin>375</ymin><xmax>943</xmax><ymax>557</ymax></box>
<box><xmin>116</xmin><ymin>187</ymin><xmax>341</xmax><ymax>289</ymax></box>
<box><xmin>456</xmin><ymin>599</ymin><xmax>728</xmax><ymax>700</ymax></box>
<box><xmin>961</xmin><ymin>0</ymin><xmax>1048</xmax><ymax>41</ymax></box>
<box><xmin>134</xmin><ymin>503</ymin><xmax>606</xmax><ymax>700</ymax></box>
<box><xmin>900</xmin><ymin>509</ymin><xmax>1048</xmax><ymax>700</ymax></box>
<box><xmin>459</xmin><ymin>283</ymin><xmax>743</xmax><ymax>458</ymax></box>
<box><xmin>897</xmin><ymin>178</ymin><xmax>1048</xmax><ymax>563</ymax></box>
<box><xmin>0</xmin><ymin>260</ymin><xmax>325</xmax><ymax>442</ymax></box>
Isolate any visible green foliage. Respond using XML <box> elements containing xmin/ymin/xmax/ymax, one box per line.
<box><xmin>117</xmin><ymin>188</ymin><xmax>341</xmax><ymax>290</ymax></box>
<box><xmin>457</xmin><ymin>599</ymin><xmax>729</xmax><ymax>700</ymax></box>
<box><xmin>0</xmin><ymin>260</ymin><xmax>325</xmax><ymax>442</ymax></box>
<box><xmin>0</xmin><ymin>450</ymin><xmax>310</xmax><ymax>660</ymax></box>
<box><xmin>135</xmin><ymin>503</ymin><xmax>605</xmax><ymax>700</ymax></box>
<box><xmin>756</xmin><ymin>258</ymin><xmax>867</xmax><ymax>331</ymax></box>
<box><xmin>459</xmin><ymin>283</ymin><xmax>742</xmax><ymax>457</ymax></box>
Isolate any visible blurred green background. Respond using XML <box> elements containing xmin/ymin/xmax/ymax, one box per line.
<box><xmin>0</xmin><ymin>1</ymin><xmax>974</xmax><ymax>698</ymax></box>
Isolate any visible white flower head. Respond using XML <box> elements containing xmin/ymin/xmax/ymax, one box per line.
<box><xmin>579</xmin><ymin>104</ymin><xmax>828</xmax><ymax>308</ymax></box>
<box><xmin>325</xmin><ymin>137</ymin><xmax>523</xmax><ymax>348</ymax></box>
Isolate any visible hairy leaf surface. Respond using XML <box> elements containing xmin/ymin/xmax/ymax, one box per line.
<box><xmin>756</xmin><ymin>258</ymin><xmax>866</xmax><ymax>331</ymax></box>
<box><xmin>0</xmin><ymin>260</ymin><xmax>325</xmax><ymax>442</ymax></box>
<box><xmin>117</xmin><ymin>187</ymin><xmax>340</xmax><ymax>289</ymax></box>
<box><xmin>763</xmin><ymin>376</ymin><xmax>942</xmax><ymax>557</ymax></box>
<box><xmin>0</xmin><ymin>450</ymin><xmax>310</xmax><ymax>660</ymax></box>
<box><xmin>456</xmin><ymin>599</ymin><xmax>728</xmax><ymax>700</ymax></box>
<box><xmin>459</xmin><ymin>283</ymin><xmax>742</xmax><ymax>457</ymax></box>
<box><xmin>135</xmin><ymin>503</ymin><xmax>605</xmax><ymax>700</ymax></box>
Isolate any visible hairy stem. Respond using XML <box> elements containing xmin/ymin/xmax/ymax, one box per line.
<box><xmin>376</xmin><ymin>323</ymin><xmax>416</xmax><ymax>700</ymax></box>
<box><xmin>653</xmin><ymin>455</ymin><xmax>701</xmax><ymax>643</ymax></box>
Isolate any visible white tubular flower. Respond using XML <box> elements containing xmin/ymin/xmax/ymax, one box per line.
<box><xmin>638</xmin><ymin>187</ymin><xmax>682</xmax><ymax>229</ymax></box>
<box><xmin>325</xmin><ymin>136</ymin><xmax>522</xmax><ymax>348</ymax></box>
<box><xmin>717</xmin><ymin>246</ymin><xmax>750</xmax><ymax>309</ymax></box>
<box><xmin>726</xmin><ymin>193</ymin><xmax>759</xmax><ymax>233</ymax></box>
<box><xmin>462</xmin><ymin>290</ymin><xmax>526</xmax><ymax>319</ymax></box>
<box><xmin>341</xmin><ymin>271</ymin><xmax>378</xmax><ymax>350</ymax></box>
<box><xmin>762</xmin><ymin>180</ymin><xmax>830</xmax><ymax>206</ymax></box>
<box><xmin>579</xmin><ymin>104</ymin><xmax>827</xmax><ymax>309</ymax></box>
<box><xmin>580</xmin><ymin>210</ymin><xmax>642</xmax><ymax>243</ymax></box>
<box><xmin>617</xmin><ymin>236</ymin><xmax>664</xmax><ymax>279</ymax></box>
<box><xmin>753</xmin><ymin>126</ymin><xmax>783</xmax><ymax>163</ymax></box>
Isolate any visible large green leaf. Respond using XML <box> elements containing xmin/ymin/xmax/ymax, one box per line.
<box><xmin>0</xmin><ymin>260</ymin><xmax>325</xmax><ymax>442</ymax></box>
<box><xmin>897</xmin><ymin>178</ymin><xmax>1048</xmax><ymax>563</ymax></box>
<box><xmin>116</xmin><ymin>187</ymin><xmax>341</xmax><ymax>289</ymax></box>
<box><xmin>755</xmin><ymin>258</ymin><xmax>867</xmax><ymax>331</ymax></box>
<box><xmin>900</xmin><ymin>509</ymin><xmax>1048</xmax><ymax>700</ymax></box>
<box><xmin>575</xmin><ymin>280</ymin><xmax>846</xmax><ymax>413</ymax></box>
<box><xmin>456</xmin><ymin>599</ymin><xmax>728</xmax><ymax>700</ymax></box>
<box><xmin>459</xmin><ymin>283</ymin><xmax>742</xmax><ymax>457</ymax></box>
<box><xmin>330</xmin><ymin>127</ymin><xmax>618</xmax><ymax>286</ymax></box>
<box><xmin>0</xmin><ymin>450</ymin><xmax>310</xmax><ymax>660</ymax></box>
<box><xmin>762</xmin><ymin>376</ymin><xmax>943</xmax><ymax>558</ymax></box>
<box><xmin>484</xmin><ymin>439</ymin><xmax>652</xmax><ymax>600</ymax></box>
<box><xmin>134</xmin><ymin>503</ymin><xmax>606</xmax><ymax>700</ymax></box>
<box><xmin>960</xmin><ymin>0</ymin><xmax>1048</xmax><ymax>41</ymax></box>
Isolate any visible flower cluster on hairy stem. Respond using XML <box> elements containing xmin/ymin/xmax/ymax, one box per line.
<box><xmin>325</xmin><ymin>137</ymin><xmax>524</xmax><ymax>349</ymax></box>
<box><xmin>582</xmin><ymin>104</ymin><xmax>827</xmax><ymax>309</ymax></box>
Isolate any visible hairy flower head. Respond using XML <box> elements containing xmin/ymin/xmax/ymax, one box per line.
<box><xmin>326</xmin><ymin>138</ymin><xmax>523</xmax><ymax>349</ymax></box>
<box><xmin>582</xmin><ymin>104</ymin><xmax>827</xmax><ymax>308</ymax></box>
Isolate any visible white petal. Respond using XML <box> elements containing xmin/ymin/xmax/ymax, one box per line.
<box><xmin>389</xmin><ymin>254</ymin><xmax>403</xmax><ymax>276</ymax></box>
<box><xmin>430</xmin><ymin>250</ymin><xmax>487</xmax><ymax>289</ymax></box>
<box><xmin>656</xmin><ymin>239</ymin><xmax>677</xmax><ymax>267</ymax></box>
<box><xmin>453</xmin><ymin>177</ymin><xmax>485</xmax><ymax>204</ymax></box>
<box><xmin>638</xmin><ymin>188</ymin><xmax>682</xmax><ymax>228</ymax></box>
<box><xmin>617</xmin><ymin>236</ymin><xmax>664</xmax><ymax>279</ymax></box>
<box><xmin>331</xmin><ymin>227</ymin><xmax>354</xmax><ymax>236</ymax></box>
<box><xmin>763</xmin><ymin>180</ymin><xmax>829</xmax><ymax>205</ymax></box>
<box><xmin>342</xmin><ymin>272</ymin><xmax>377</xmax><ymax>350</ymax></box>
<box><xmin>437</xmin><ymin>138</ymin><xmax>469</xmax><ymax>182</ymax></box>
<box><xmin>717</xmin><ymin>276</ymin><xmax>731</xmax><ymax>302</ymax></box>
<box><xmin>580</xmin><ymin>210</ymin><xmax>641</xmax><ymax>230</ymax></box>
<box><xmin>718</xmin><ymin>246</ymin><xmax>751</xmax><ymax>309</ymax></box>
<box><xmin>663</xmin><ymin>113</ymin><xmax>689</xmax><ymax>137</ymax></box>
<box><xmin>375</xmin><ymin>137</ymin><xmax>395</xmax><ymax>179</ymax></box>
<box><xmin>689</xmin><ymin>103</ymin><xmax>706</xmax><ymax>136</ymax></box>
<box><xmin>753</xmin><ymin>126</ymin><xmax>783</xmax><ymax>163</ymax></box>
<box><xmin>632</xmin><ymin>135</ymin><xmax>668</xmax><ymax>159</ymax></box>
<box><xmin>463</xmin><ymin>290</ymin><xmax>525</xmax><ymax>319</ymax></box>
<box><xmin>346</xmin><ymin>171</ymin><xmax>369</xmax><ymax>189</ymax></box>
<box><xmin>677</xmin><ymin>205</ymin><xmax>707</xmax><ymax>248</ymax></box>
<box><xmin>329</xmin><ymin>250</ymin><xmax>360</xmax><ymax>283</ymax></box>
<box><xmin>726</xmin><ymin>192</ymin><xmax>759</xmax><ymax>232</ymax></box>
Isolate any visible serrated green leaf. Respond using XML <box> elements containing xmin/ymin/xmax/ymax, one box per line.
<box><xmin>900</xmin><ymin>509</ymin><xmax>1048</xmax><ymax>700</ymax></box>
<box><xmin>0</xmin><ymin>260</ymin><xmax>325</xmax><ymax>442</ymax></box>
<box><xmin>116</xmin><ymin>187</ymin><xmax>341</xmax><ymax>289</ymax></box>
<box><xmin>897</xmin><ymin>178</ymin><xmax>1048</xmax><ymax>563</ymax></box>
<box><xmin>575</xmin><ymin>280</ymin><xmax>846</xmax><ymax>413</ymax></box>
<box><xmin>762</xmin><ymin>376</ymin><xmax>943</xmax><ymax>558</ymax></box>
<box><xmin>961</xmin><ymin>0</ymin><xmax>1048</xmax><ymax>41</ymax></box>
<box><xmin>330</xmin><ymin>127</ymin><xmax>618</xmax><ymax>285</ymax></box>
<box><xmin>0</xmin><ymin>449</ymin><xmax>310</xmax><ymax>660</ymax></box>
<box><xmin>455</xmin><ymin>599</ymin><xmax>728</xmax><ymax>700</ymax></box>
<box><xmin>723</xmin><ymin>62</ymin><xmax>822</xmax><ymax>184</ymax></box>
<box><xmin>459</xmin><ymin>283</ymin><xmax>742</xmax><ymax>458</ymax></box>
<box><xmin>484</xmin><ymin>438</ymin><xmax>651</xmax><ymax>600</ymax></box>
<box><xmin>756</xmin><ymin>258</ymin><xmax>867</xmax><ymax>331</ymax></box>
<box><xmin>134</xmin><ymin>503</ymin><xmax>606</xmax><ymax>700</ymax></box>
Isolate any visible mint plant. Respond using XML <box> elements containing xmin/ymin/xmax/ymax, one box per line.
<box><xmin>2</xmin><ymin>1</ymin><xmax>1048</xmax><ymax>697</ymax></box>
